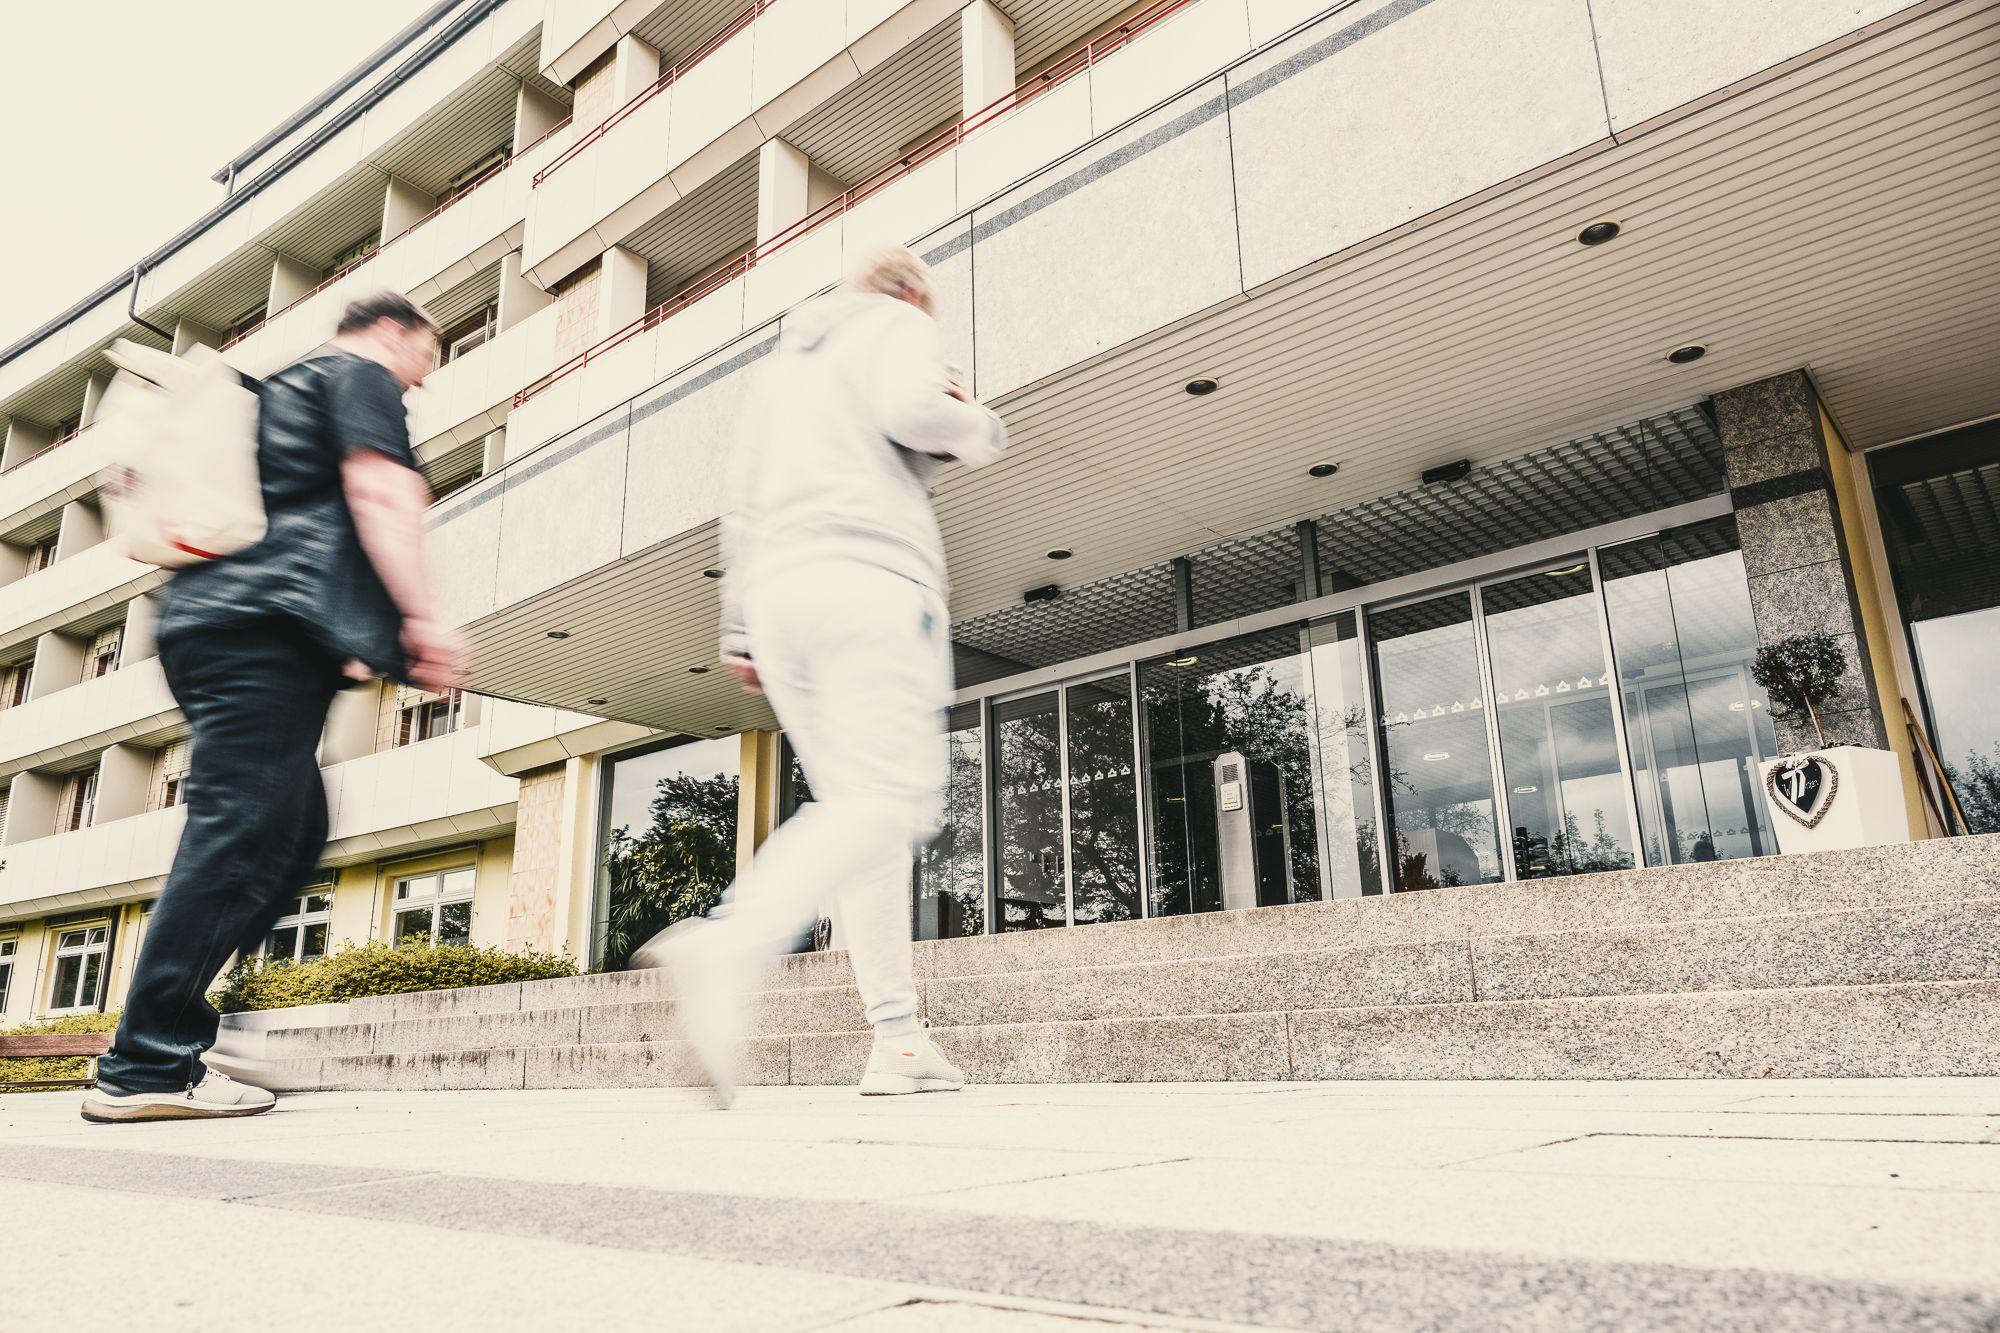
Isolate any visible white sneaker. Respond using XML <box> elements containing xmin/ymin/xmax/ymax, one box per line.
<box><xmin>80</xmin><ymin>1072</ymin><xmax>276</xmax><ymax>1124</ymax></box>
<box><xmin>858</xmin><ymin>1028</ymin><xmax>966</xmax><ymax>1096</ymax></box>
<box><xmin>633</xmin><ymin>920</ymin><xmax>750</xmax><ymax>1109</ymax></box>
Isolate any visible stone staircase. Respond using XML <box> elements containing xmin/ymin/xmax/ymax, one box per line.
<box><xmin>236</xmin><ymin>835</ymin><xmax>2000</xmax><ymax>1091</ymax></box>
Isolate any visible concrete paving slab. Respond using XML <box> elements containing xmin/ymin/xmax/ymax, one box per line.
<box><xmin>2</xmin><ymin>1079</ymin><xmax>1997</xmax><ymax>1330</ymax></box>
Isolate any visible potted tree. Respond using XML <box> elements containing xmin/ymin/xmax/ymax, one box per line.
<box><xmin>1750</xmin><ymin>631</ymin><xmax>1910</xmax><ymax>851</ymax></box>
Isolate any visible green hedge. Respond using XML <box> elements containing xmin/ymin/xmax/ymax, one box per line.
<box><xmin>212</xmin><ymin>940</ymin><xmax>578</xmax><ymax>1014</ymax></box>
<box><xmin>0</xmin><ymin>1010</ymin><xmax>122</xmax><ymax>1092</ymax></box>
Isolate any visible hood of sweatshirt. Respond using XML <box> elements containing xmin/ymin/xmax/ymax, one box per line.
<box><xmin>780</xmin><ymin>290</ymin><xmax>883</xmax><ymax>355</ymax></box>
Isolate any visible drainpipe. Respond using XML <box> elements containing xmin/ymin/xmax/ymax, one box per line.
<box><xmin>126</xmin><ymin>266</ymin><xmax>176</xmax><ymax>345</ymax></box>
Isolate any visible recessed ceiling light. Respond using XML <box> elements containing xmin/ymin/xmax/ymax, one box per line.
<box><xmin>1576</xmin><ymin>218</ymin><xmax>1622</xmax><ymax>246</ymax></box>
<box><xmin>546</xmin><ymin>630</ymin><xmax>570</xmax><ymax>640</ymax></box>
<box><xmin>586</xmin><ymin>697</ymin><xmax>608</xmax><ymax>707</ymax></box>
<box><xmin>701</xmin><ymin>568</ymin><xmax>725</xmax><ymax>579</ymax></box>
<box><xmin>1423</xmin><ymin>751</ymin><xmax>1451</xmax><ymax>762</ymax></box>
<box><xmin>1307</xmin><ymin>462</ymin><xmax>1339</xmax><ymax>479</ymax></box>
<box><xmin>1512</xmin><ymin>784</ymin><xmax>1539</xmax><ymax>794</ymax></box>
<box><xmin>1045</xmin><ymin>547</ymin><xmax>1073</xmax><ymax>561</ymax></box>
<box><xmin>1667</xmin><ymin>343</ymin><xmax>1707</xmax><ymax>364</ymax></box>
<box><xmin>687</xmin><ymin>665</ymin><xmax>709</xmax><ymax>675</ymax></box>
<box><xmin>1168</xmin><ymin>655</ymin><xmax>1199</xmax><ymax>668</ymax></box>
<box><xmin>1421</xmin><ymin>460</ymin><xmax>1472</xmax><ymax>486</ymax></box>
<box><xmin>1183</xmin><ymin>377</ymin><xmax>1219</xmax><ymax>397</ymax></box>
<box><xmin>1545</xmin><ymin>564</ymin><xmax>1587</xmax><ymax>577</ymax></box>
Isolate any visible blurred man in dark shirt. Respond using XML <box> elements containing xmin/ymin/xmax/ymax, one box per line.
<box><xmin>86</xmin><ymin>293</ymin><xmax>464</xmax><ymax>1122</ymax></box>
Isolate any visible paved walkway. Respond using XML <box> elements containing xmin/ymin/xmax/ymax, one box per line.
<box><xmin>4</xmin><ymin>1079</ymin><xmax>1998</xmax><ymax>1330</ymax></box>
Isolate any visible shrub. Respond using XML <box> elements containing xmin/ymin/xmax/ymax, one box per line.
<box><xmin>1751</xmin><ymin>631</ymin><xmax>1849</xmax><ymax>749</ymax></box>
<box><xmin>212</xmin><ymin>940</ymin><xmax>577</xmax><ymax>1014</ymax></box>
<box><xmin>0</xmin><ymin>1010</ymin><xmax>121</xmax><ymax>1093</ymax></box>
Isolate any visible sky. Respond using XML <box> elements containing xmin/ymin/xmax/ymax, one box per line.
<box><xmin>0</xmin><ymin>0</ymin><xmax>432</xmax><ymax>348</ymax></box>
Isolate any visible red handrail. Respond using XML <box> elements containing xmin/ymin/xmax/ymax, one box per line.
<box><xmin>511</xmin><ymin>0</ymin><xmax>1197</xmax><ymax>407</ymax></box>
<box><xmin>534</xmin><ymin>0</ymin><xmax>775</xmax><ymax>188</ymax></box>
<box><xmin>218</xmin><ymin>114</ymin><xmax>575</xmax><ymax>352</ymax></box>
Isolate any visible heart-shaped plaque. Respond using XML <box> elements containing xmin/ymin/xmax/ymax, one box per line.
<box><xmin>1766</xmin><ymin>754</ymin><xmax>1839</xmax><ymax>828</ymax></box>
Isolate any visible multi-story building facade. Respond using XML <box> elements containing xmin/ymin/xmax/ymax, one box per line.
<box><xmin>2</xmin><ymin>0</ymin><xmax>1995</xmax><ymax>1026</ymax></box>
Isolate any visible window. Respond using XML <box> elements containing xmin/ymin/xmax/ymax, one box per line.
<box><xmin>330</xmin><ymin>231</ymin><xmax>379</xmax><ymax>272</ymax></box>
<box><xmin>259</xmin><ymin>890</ymin><xmax>334</xmax><ymax>964</ymax></box>
<box><xmin>0</xmin><ymin>936</ymin><xmax>16</xmax><ymax>1014</ymax></box>
<box><xmin>47</xmin><ymin>925</ymin><xmax>108</xmax><ymax>1013</ymax></box>
<box><xmin>85</xmin><ymin>624</ymin><xmax>123</xmax><ymax>680</ymax></box>
<box><xmin>221</xmin><ymin>304</ymin><xmax>267</xmax><ymax>345</ymax></box>
<box><xmin>152</xmin><ymin>740</ymin><xmax>192</xmax><ymax>810</ymax></box>
<box><xmin>25</xmin><ymin>538</ymin><xmax>57</xmax><ymax>574</ymax></box>
<box><xmin>2</xmin><ymin>661</ymin><xmax>31</xmax><ymax>709</ymax></box>
<box><xmin>440</xmin><ymin>144</ymin><xmax>510</xmax><ymax>205</ymax></box>
<box><xmin>438</xmin><ymin>304</ymin><xmax>498</xmax><ymax>365</ymax></box>
<box><xmin>392</xmin><ymin>866</ymin><xmax>475</xmax><ymax>946</ymax></box>
<box><xmin>395</xmin><ymin>689</ymin><xmax>461</xmax><ymax>746</ymax></box>
<box><xmin>59</xmin><ymin>767</ymin><xmax>98</xmax><ymax>833</ymax></box>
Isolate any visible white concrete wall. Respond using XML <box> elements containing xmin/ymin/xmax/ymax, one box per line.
<box><xmin>321</xmin><ymin>723</ymin><xmax>522</xmax><ymax>857</ymax></box>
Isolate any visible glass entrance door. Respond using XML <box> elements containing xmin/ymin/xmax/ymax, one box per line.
<box><xmin>1368</xmin><ymin>592</ymin><xmax>1507</xmax><ymax>890</ymax></box>
<box><xmin>1367</xmin><ymin>560</ymin><xmax>1641</xmax><ymax>890</ymax></box>
<box><xmin>993</xmin><ymin>679</ymin><xmax>1144</xmax><ymax>931</ymax></box>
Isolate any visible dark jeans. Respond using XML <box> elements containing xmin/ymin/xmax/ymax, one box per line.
<box><xmin>98</xmin><ymin>623</ymin><xmax>343</xmax><ymax>1093</ymax></box>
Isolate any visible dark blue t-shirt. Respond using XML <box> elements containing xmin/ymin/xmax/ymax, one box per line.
<box><xmin>156</xmin><ymin>350</ymin><xmax>417</xmax><ymax>679</ymax></box>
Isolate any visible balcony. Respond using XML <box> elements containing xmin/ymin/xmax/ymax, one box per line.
<box><xmin>0</xmin><ymin>658</ymin><xmax>177</xmax><ymax>781</ymax></box>
<box><xmin>522</xmin><ymin>0</ymin><xmax>964</xmax><ymax>287</ymax></box>
<box><xmin>322</xmin><ymin>722</ymin><xmax>523</xmax><ymax>860</ymax></box>
<box><xmin>0</xmin><ymin>543</ymin><xmax>157</xmax><ymax>652</ymax></box>
<box><xmin>0</xmin><ymin>804</ymin><xmax>186</xmax><ymax>917</ymax></box>
<box><xmin>0</xmin><ymin>423</ymin><xmax>113</xmax><ymax>532</ymax></box>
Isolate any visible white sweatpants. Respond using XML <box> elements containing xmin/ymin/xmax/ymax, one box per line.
<box><xmin>709</xmin><ymin>558</ymin><xmax>950</xmax><ymax>1029</ymax></box>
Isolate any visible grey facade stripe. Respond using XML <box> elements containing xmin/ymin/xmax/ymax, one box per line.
<box><xmin>0</xmin><ymin>1145</ymin><xmax>1982</xmax><ymax>1330</ymax></box>
<box><xmin>435</xmin><ymin>0</ymin><xmax>1445</xmax><ymax>532</ymax></box>
<box><xmin>1731</xmin><ymin>468</ymin><xmax>1831</xmax><ymax>508</ymax></box>
<box><xmin>430</xmin><ymin>335</ymin><xmax>778</xmax><ymax>527</ymax></box>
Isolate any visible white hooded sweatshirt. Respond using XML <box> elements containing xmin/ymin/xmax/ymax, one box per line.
<box><xmin>719</xmin><ymin>290</ymin><xmax>1006</xmax><ymax>659</ymax></box>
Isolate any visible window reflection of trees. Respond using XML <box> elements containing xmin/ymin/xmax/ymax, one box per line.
<box><xmin>600</xmin><ymin>771</ymin><xmax>739</xmax><ymax>970</ymax></box>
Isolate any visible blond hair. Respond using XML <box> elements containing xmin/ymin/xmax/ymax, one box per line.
<box><xmin>847</xmin><ymin>245</ymin><xmax>934</xmax><ymax>315</ymax></box>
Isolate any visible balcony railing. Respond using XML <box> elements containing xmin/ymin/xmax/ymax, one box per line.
<box><xmin>510</xmin><ymin>0</ymin><xmax>1197</xmax><ymax>406</ymax></box>
<box><xmin>217</xmin><ymin>115</ymin><xmax>575</xmax><ymax>352</ymax></box>
<box><xmin>532</xmin><ymin>0</ymin><xmax>776</xmax><ymax>188</ymax></box>
<box><xmin>0</xmin><ymin>421</ymin><xmax>93</xmax><ymax>478</ymax></box>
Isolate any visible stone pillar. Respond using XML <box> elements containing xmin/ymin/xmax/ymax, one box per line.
<box><xmin>381</xmin><ymin>175</ymin><xmax>437</xmax><ymax>241</ymax></box>
<box><xmin>171</xmin><ymin>319</ymin><xmax>219</xmax><ymax>355</ymax></box>
<box><xmin>961</xmin><ymin>0</ymin><xmax>1018</xmax><ymax>114</ymax></box>
<box><xmin>513</xmin><ymin>80</ymin><xmax>568</xmax><ymax>147</ymax></box>
<box><xmin>122</xmin><ymin>595</ymin><xmax>161</xmax><ymax>665</ymax></box>
<box><xmin>28</xmin><ymin>632</ymin><xmax>85</xmax><ymax>700</ymax></box>
<box><xmin>757</xmin><ymin>140</ymin><xmax>844</xmax><ymax>244</ymax></box>
<box><xmin>734</xmin><ymin>730</ymin><xmax>784</xmax><ymax>877</ymax></box>
<box><xmin>1714</xmin><ymin>370</ymin><xmax>1889</xmax><ymax>752</ymax></box>
<box><xmin>506</xmin><ymin>763</ymin><xmax>566</xmax><ymax>952</ymax></box>
<box><xmin>269</xmin><ymin>253</ymin><xmax>321</xmax><ymax>310</ymax></box>
<box><xmin>3</xmin><ymin>771</ymin><xmax>61</xmax><ymax>844</ymax></box>
<box><xmin>55</xmin><ymin>498</ymin><xmax>104</xmax><ymax>561</ymax></box>
<box><xmin>600</xmin><ymin>246</ymin><xmax>649</xmax><ymax>333</ymax></box>
<box><xmin>496</xmin><ymin>250</ymin><xmax>552</xmax><ymax>333</ymax></box>
<box><xmin>79</xmin><ymin>373</ymin><xmax>112</xmax><ymax>426</ymax></box>
<box><xmin>95</xmin><ymin>743</ymin><xmax>153</xmax><ymax>824</ymax></box>
<box><xmin>1</xmin><ymin>420</ymin><xmax>52</xmax><ymax>471</ymax></box>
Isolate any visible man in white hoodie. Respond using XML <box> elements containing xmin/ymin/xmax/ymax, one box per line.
<box><xmin>637</xmin><ymin>246</ymin><xmax>1005</xmax><ymax>1103</ymax></box>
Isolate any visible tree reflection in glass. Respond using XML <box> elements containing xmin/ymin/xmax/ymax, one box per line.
<box><xmin>598</xmin><ymin>736</ymin><xmax>742</xmax><ymax>969</ymax></box>
<box><xmin>1141</xmin><ymin>630</ymin><xmax>1322</xmax><ymax>917</ymax></box>
<box><xmin>915</xmin><ymin>704</ymin><xmax>987</xmax><ymax>939</ymax></box>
